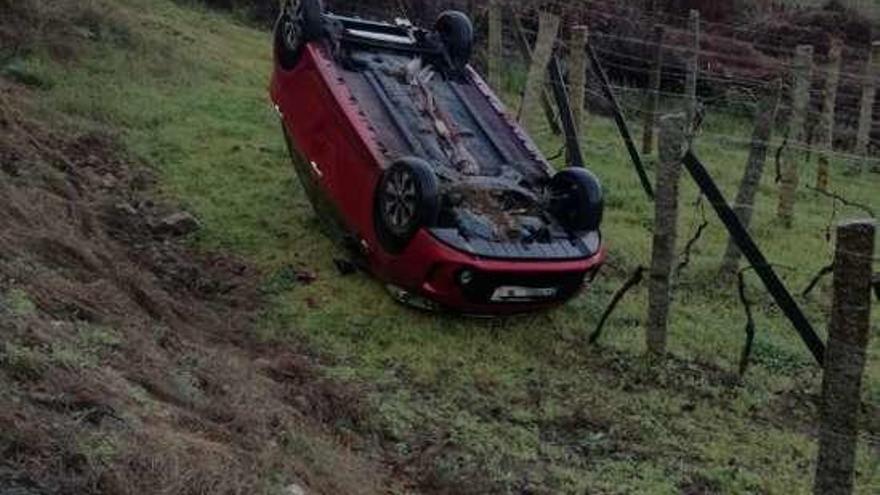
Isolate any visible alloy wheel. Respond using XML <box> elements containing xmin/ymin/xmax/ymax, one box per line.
<box><xmin>383</xmin><ymin>168</ymin><xmax>417</xmax><ymax>234</ymax></box>
<box><xmin>281</xmin><ymin>0</ymin><xmax>304</xmax><ymax>52</ymax></box>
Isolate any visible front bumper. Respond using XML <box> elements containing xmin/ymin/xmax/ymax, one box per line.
<box><xmin>371</xmin><ymin>229</ymin><xmax>607</xmax><ymax>315</ymax></box>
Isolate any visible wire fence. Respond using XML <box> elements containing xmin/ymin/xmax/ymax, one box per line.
<box><xmin>320</xmin><ymin>1</ymin><xmax>880</xmax><ymax>171</ymax></box>
<box><xmin>467</xmin><ymin>0</ymin><xmax>880</xmax><ymax>280</ymax></box>
<box><xmin>316</xmin><ymin>2</ymin><xmax>879</xmax><ymax>363</ymax></box>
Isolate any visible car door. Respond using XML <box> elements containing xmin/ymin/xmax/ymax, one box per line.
<box><xmin>281</xmin><ymin>66</ymin><xmax>379</xmax><ymax>242</ymax></box>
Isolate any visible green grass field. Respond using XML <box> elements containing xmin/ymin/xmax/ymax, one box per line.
<box><xmin>8</xmin><ymin>0</ymin><xmax>879</xmax><ymax>492</ymax></box>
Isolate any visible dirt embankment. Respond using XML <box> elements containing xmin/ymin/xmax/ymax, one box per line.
<box><xmin>0</xmin><ymin>2</ymin><xmax>458</xmax><ymax>492</ymax></box>
<box><xmin>0</xmin><ymin>83</ymin><xmax>388</xmax><ymax>495</ymax></box>
<box><xmin>0</xmin><ymin>42</ymin><xmax>387</xmax><ymax>495</ymax></box>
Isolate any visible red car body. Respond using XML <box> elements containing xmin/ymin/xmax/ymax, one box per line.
<box><xmin>270</xmin><ymin>15</ymin><xmax>606</xmax><ymax>315</ymax></box>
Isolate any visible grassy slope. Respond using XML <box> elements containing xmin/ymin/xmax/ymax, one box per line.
<box><xmin>12</xmin><ymin>0</ymin><xmax>879</xmax><ymax>492</ymax></box>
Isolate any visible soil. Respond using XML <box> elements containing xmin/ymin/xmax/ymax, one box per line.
<box><xmin>0</xmin><ymin>81</ymin><xmax>391</xmax><ymax>495</ymax></box>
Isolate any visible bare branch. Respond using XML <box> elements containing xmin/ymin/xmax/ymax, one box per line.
<box><xmin>737</xmin><ymin>268</ymin><xmax>756</xmax><ymax>376</ymax></box>
<box><xmin>802</xmin><ymin>263</ymin><xmax>833</xmax><ymax>298</ymax></box>
<box><xmin>774</xmin><ymin>133</ymin><xmax>788</xmax><ymax>184</ymax></box>
<box><xmin>589</xmin><ymin>266</ymin><xmax>645</xmax><ymax>345</ymax></box>
<box><xmin>546</xmin><ymin>144</ymin><xmax>566</xmax><ymax>161</ymax></box>
<box><xmin>676</xmin><ymin>196</ymin><xmax>709</xmax><ymax>276</ymax></box>
<box><xmin>807</xmin><ymin>185</ymin><xmax>876</xmax><ymax>218</ymax></box>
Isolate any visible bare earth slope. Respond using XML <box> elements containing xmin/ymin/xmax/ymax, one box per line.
<box><xmin>0</xmin><ymin>4</ymin><xmax>392</xmax><ymax>494</ymax></box>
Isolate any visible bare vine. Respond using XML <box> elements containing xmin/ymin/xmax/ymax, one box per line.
<box><xmin>589</xmin><ymin>266</ymin><xmax>645</xmax><ymax>345</ymax></box>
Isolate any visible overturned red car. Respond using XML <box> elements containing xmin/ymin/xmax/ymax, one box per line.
<box><xmin>270</xmin><ymin>0</ymin><xmax>606</xmax><ymax>314</ymax></box>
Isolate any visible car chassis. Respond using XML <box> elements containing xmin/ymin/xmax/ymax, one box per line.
<box><xmin>270</xmin><ymin>0</ymin><xmax>606</xmax><ymax>314</ymax></box>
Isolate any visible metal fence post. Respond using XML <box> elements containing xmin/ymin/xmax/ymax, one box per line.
<box><xmin>646</xmin><ymin>114</ymin><xmax>685</xmax><ymax>355</ymax></box>
<box><xmin>813</xmin><ymin>219</ymin><xmax>876</xmax><ymax>495</ymax></box>
<box><xmin>778</xmin><ymin>44</ymin><xmax>814</xmax><ymax>228</ymax></box>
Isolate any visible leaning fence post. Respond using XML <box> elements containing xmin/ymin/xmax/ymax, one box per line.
<box><xmin>646</xmin><ymin>114</ymin><xmax>685</xmax><ymax>356</ymax></box>
<box><xmin>487</xmin><ymin>0</ymin><xmax>503</xmax><ymax>90</ymax></box>
<box><xmin>816</xmin><ymin>38</ymin><xmax>843</xmax><ymax>191</ymax></box>
<box><xmin>685</xmin><ymin>9</ymin><xmax>700</xmax><ymax>140</ymax></box>
<box><xmin>512</xmin><ymin>16</ymin><xmax>561</xmax><ymax>135</ymax></box>
<box><xmin>778</xmin><ymin>44</ymin><xmax>814</xmax><ymax>228</ymax></box>
<box><xmin>569</xmin><ymin>25</ymin><xmax>589</xmax><ymax>140</ymax></box>
<box><xmin>519</xmin><ymin>12</ymin><xmax>560</xmax><ymax>132</ymax></box>
<box><xmin>853</xmin><ymin>41</ymin><xmax>880</xmax><ymax>174</ymax></box>
<box><xmin>721</xmin><ymin>82</ymin><xmax>782</xmax><ymax>276</ymax></box>
<box><xmin>813</xmin><ymin>219</ymin><xmax>876</xmax><ymax>495</ymax></box>
<box><xmin>642</xmin><ymin>24</ymin><xmax>665</xmax><ymax>156</ymax></box>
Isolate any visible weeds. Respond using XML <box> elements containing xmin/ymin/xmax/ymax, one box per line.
<box><xmin>76</xmin><ymin>323</ymin><xmax>122</xmax><ymax>350</ymax></box>
<box><xmin>0</xmin><ymin>57</ymin><xmax>53</xmax><ymax>89</ymax></box>
<box><xmin>49</xmin><ymin>341</ymin><xmax>98</xmax><ymax>370</ymax></box>
<box><xmin>1</xmin><ymin>288</ymin><xmax>37</xmax><ymax>317</ymax></box>
<box><xmin>76</xmin><ymin>430</ymin><xmax>120</xmax><ymax>472</ymax></box>
<box><xmin>1</xmin><ymin>0</ymin><xmax>135</xmax><ymax>61</ymax></box>
<box><xmin>0</xmin><ymin>342</ymin><xmax>47</xmax><ymax>381</ymax></box>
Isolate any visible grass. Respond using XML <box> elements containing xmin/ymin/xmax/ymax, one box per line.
<box><xmin>8</xmin><ymin>0</ymin><xmax>879</xmax><ymax>492</ymax></box>
<box><xmin>0</xmin><ymin>341</ymin><xmax>47</xmax><ymax>381</ymax></box>
<box><xmin>1</xmin><ymin>288</ymin><xmax>37</xmax><ymax>317</ymax></box>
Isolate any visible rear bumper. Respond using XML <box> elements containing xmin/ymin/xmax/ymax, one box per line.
<box><xmin>371</xmin><ymin>229</ymin><xmax>607</xmax><ymax>315</ymax></box>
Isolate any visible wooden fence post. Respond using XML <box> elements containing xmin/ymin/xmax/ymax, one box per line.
<box><xmin>778</xmin><ymin>44</ymin><xmax>814</xmax><ymax>228</ymax></box>
<box><xmin>642</xmin><ymin>24</ymin><xmax>665</xmax><ymax>156</ymax></box>
<box><xmin>813</xmin><ymin>219</ymin><xmax>876</xmax><ymax>495</ymax></box>
<box><xmin>853</xmin><ymin>41</ymin><xmax>880</xmax><ymax>174</ymax></box>
<box><xmin>487</xmin><ymin>0</ymin><xmax>503</xmax><ymax>90</ymax></box>
<box><xmin>513</xmin><ymin>14</ymin><xmax>561</xmax><ymax>135</ymax></box>
<box><xmin>569</xmin><ymin>25</ymin><xmax>589</xmax><ymax>139</ymax></box>
<box><xmin>721</xmin><ymin>82</ymin><xmax>782</xmax><ymax>276</ymax></box>
<box><xmin>816</xmin><ymin>38</ymin><xmax>843</xmax><ymax>191</ymax></box>
<box><xmin>646</xmin><ymin>114</ymin><xmax>685</xmax><ymax>356</ymax></box>
<box><xmin>685</xmin><ymin>9</ymin><xmax>700</xmax><ymax>140</ymax></box>
<box><xmin>519</xmin><ymin>12</ymin><xmax>560</xmax><ymax>132</ymax></box>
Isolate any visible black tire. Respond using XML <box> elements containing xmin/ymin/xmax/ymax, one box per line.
<box><xmin>435</xmin><ymin>11</ymin><xmax>473</xmax><ymax>70</ymax></box>
<box><xmin>375</xmin><ymin>158</ymin><xmax>440</xmax><ymax>253</ymax></box>
<box><xmin>275</xmin><ymin>0</ymin><xmax>325</xmax><ymax>70</ymax></box>
<box><xmin>549</xmin><ymin>168</ymin><xmax>604</xmax><ymax>232</ymax></box>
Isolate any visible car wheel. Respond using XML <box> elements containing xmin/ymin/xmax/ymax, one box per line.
<box><xmin>435</xmin><ymin>11</ymin><xmax>473</xmax><ymax>71</ymax></box>
<box><xmin>375</xmin><ymin>158</ymin><xmax>440</xmax><ymax>253</ymax></box>
<box><xmin>549</xmin><ymin>168</ymin><xmax>604</xmax><ymax>232</ymax></box>
<box><xmin>275</xmin><ymin>0</ymin><xmax>325</xmax><ymax>70</ymax></box>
